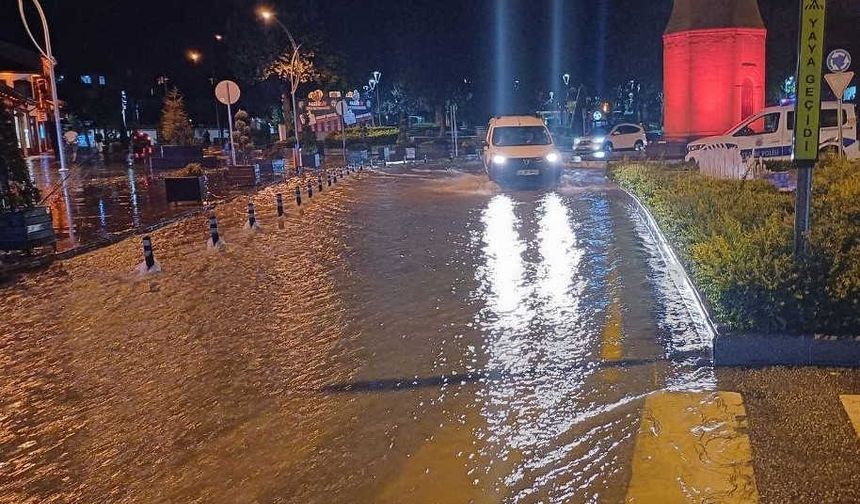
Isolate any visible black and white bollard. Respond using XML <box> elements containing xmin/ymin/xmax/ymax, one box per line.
<box><xmin>333</xmin><ymin>171</ymin><xmax>338</xmax><ymax>184</ymax></box>
<box><xmin>207</xmin><ymin>213</ymin><xmax>226</xmax><ymax>249</ymax></box>
<box><xmin>295</xmin><ymin>185</ymin><xmax>302</xmax><ymax>206</ymax></box>
<box><xmin>318</xmin><ymin>176</ymin><xmax>323</xmax><ymax>192</ymax></box>
<box><xmin>143</xmin><ymin>236</ymin><xmax>155</xmax><ymax>269</ymax></box>
<box><xmin>307</xmin><ymin>180</ymin><xmax>313</xmax><ymax>198</ymax></box>
<box><xmin>209</xmin><ymin>214</ymin><xmax>220</xmax><ymax>245</ymax></box>
<box><xmin>137</xmin><ymin>235</ymin><xmax>161</xmax><ymax>274</ymax></box>
<box><xmin>243</xmin><ymin>202</ymin><xmax>261</xmax><ymax>231</ymax></box>
<box><xmin>276</xmin><ymin>193</ymin><xmax>284</xmax><ymax>217</ymax></box>
<box><xmin>247</xmin><ymin>202</ymin><xmax>256</xmax><ymax>228</ymax></box>
<box><xmin>327</xmin><ymin>174</ymin><xmax>332</xmax><ymax>187</ymax></box>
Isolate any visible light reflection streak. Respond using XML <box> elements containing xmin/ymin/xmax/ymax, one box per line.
<box><xmin>536</xmin><ymin>192</ymin><xmax>584</xmax><ymax>326</ymax></box>
<box><xmin>128</xmin><ymin>167</ymin><xmax>140</xmax><ymax>228</ymax></box>
<box><xmin>477</xmin><ymin>193</ymin><xmax>602</xmax><ymax>496</ymax></box>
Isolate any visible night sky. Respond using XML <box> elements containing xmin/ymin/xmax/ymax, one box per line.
<box><xmin>3</xmin><ymin>1</ymin><xmax>859</xmax><ymax>122</ymax></box>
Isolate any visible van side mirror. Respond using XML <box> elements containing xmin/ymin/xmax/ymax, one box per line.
<box><xmin>482</xmin><ymin>140</ymin><xmax>489</xmax><ymax>148</ymax></box>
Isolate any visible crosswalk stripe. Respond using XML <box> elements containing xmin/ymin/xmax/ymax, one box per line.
<box><xmin>840</xmin><ymin>395</ymin><xmax>860</xmax><ymax>439</ymax></box>
<box><xmin>626</xmin><ymin>391</ymin><xmax>759</xmax><ymax>503</ymax></box>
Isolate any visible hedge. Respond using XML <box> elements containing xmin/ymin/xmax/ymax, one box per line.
<box><xmin>610</xmin><ymin>159</ymin><xmax>860</xmax><ymax>335</ymax></box>
<box><xmin>324</xmin><ymin>126</ymin><xmax>399</xmax><ymax>148</ymax></box>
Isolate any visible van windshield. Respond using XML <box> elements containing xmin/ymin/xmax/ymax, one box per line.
<box><xmin>731</xmin><ymin>112</ymin><xmax>780</xmax><ymax>137</ymax></box>
<box><xmin>492</xmin><ymin>126</ymin><xmax>552</xmax><ymax>146</ymax></box>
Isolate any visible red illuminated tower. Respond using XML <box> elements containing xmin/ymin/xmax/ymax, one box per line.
<box><xmin>663</xmin><ymin>0</ymin><xmax>767</xmax><ymax>141</ymax></box>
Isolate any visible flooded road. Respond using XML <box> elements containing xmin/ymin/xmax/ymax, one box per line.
<box><xmin>2</xmin><ymin>166</ymin><xmax>859</xmax><ymax>503</ymax></box>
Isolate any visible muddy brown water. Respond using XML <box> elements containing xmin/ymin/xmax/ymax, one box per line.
<box><xmin>2</xmin><ymin>166</ymin><xmax>722</xmax><ymax>503</ymax></box>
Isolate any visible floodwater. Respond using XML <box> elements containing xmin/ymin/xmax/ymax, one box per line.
<box><xmin>3</xmin><ymin>164</ymin><xmax>855</xmax><ymax>503</ymax></box>
<box><xmin>26</xmin><ymin>155</ymin><xmax>289</xmax><ymax>252</ymax></box>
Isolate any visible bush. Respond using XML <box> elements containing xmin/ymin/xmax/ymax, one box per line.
<box><xmin>324</xmin><ymin>126</ymin><xmax>399</xmax><ymax>148</ymax></box>
<box><xmin>610</xmin><ymin>159</ymin><xmax>860</xmax><ymax>335</ymax></box>
<box><xmin>175</xmin><ymin>162</ymin><xmax>204</xmax><ymax>177</ymax></box>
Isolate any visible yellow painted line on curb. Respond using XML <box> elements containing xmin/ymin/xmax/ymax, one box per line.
<box><xmin>840</xmin><ymin>395</ymin><xmax>860</xmax><ymax>439</ymax></box>
<box><xmin>626</xmin><ymin>391</ymin><xmax>759</xmax><ymax>504</ymax></box>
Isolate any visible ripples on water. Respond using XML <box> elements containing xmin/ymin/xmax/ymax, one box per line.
<box><xmin>0</xmin><ymin>168</ymin><xmax>714</xmax><ymax>503</ymax></box>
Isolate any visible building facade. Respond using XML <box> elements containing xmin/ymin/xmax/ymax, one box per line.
<box><xmin>0</xmin><ymin>41</ymin><xmax>56</xmax><ymax>156</ymax></box>
<box><xmin>663</xmin><ymin>0</ymin><xmax>767</xmax><ymax>141</ymax></box>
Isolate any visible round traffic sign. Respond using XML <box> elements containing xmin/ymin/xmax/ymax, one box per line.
<box><xmin>214</xmin><ymin>80</ymin><xmax>241</xmax><ymax>105</ymax></box>
<box><xmin>827</xmin><ymin>49</ymin><xmax>851</xmax><ymax>73</ymax></box>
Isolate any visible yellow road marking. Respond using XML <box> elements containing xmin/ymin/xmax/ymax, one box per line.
<box><xmin>840</xmin><ymin>395</ymin><xmax>860</xmax><ymax>439</ymax></box>
<box><xmin>375</xmin><ymin>404</ymin><xmax>519</xmax><ymax>504</ymax></box>
<box><xmin>626</xmin><ymin>391</ymin><xmax>759</xmax><ymax>503</ymax></box>
<box><xmin>601</xmin><ymin>297</ymin><xmax>623</xmax><ymax>362</ymax></box>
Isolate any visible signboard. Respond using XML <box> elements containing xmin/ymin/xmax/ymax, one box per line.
<box><xmin>214</xmin><ymin>80</ymin><xmax>240</xmax><ymax>105</ymax></box>
<box><xmin>792</xmin><ymin>0</ymin><xmax>827</xmax><ymax>164</ymax></box>
<box><xmin>825</xmin><ymin>72</ymin><xmax>854</xmax><ymax>98</ymax></box>
<box><xmin>827</xmin><ymin>49</ymin><xmax>851</xmax><ymax>73</ymax></box>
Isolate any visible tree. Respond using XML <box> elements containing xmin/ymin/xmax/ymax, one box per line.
<box><xmin>263</xmin><ymin>48</ymin><xmax>320</xmax><ymax>141</ymax></box>
<box><xmin>0</xmin><ymin>101</ymin><xmax>40</xmax><ymax>211</ymax></box>
<box><xmin>158</xmin><ymin>88</ymin><xmax>194</xmax><ymax>146</ymax></box>
<box><xmin>232</xmin><ymin>109</ymin><xmax>253</xmax><ymax>161</ymax></box>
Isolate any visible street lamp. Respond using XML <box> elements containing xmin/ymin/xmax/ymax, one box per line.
<box><xmin>371</xmin><ymin>71</ymin><xmax>382</xmax><ymax>126</ymax></box>
<box><xmin>257</xmin><ymin>6</ymin><xmax>303</xmax><ymax>169</ymax></box>
<box><xmin>17</xmin><ymin>0</ymin><xmax>66</xmax><ymax>171</ymax></box>
<box><xmin>187</xmin><ymin>50</ymin><xmax>202</xmax><ymax>64</ymax></box>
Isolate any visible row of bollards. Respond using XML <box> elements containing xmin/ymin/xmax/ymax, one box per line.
<box><xmin>139</xmin><ymin>166</ymin><xmax>366</xmax><ymax>274</ymax></box>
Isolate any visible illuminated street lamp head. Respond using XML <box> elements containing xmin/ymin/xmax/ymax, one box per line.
<box><xmin>257</xmin><ymin>6</ymin><xmax>274</xmax><ymax>22</ymax></box>
<box><xmin>187</xmin><ymin>50</ymin><xmax>201</xmax><ymax>63</ymax></box>
<box><xmin>214</xmin><ymin>34</ymin><xmax>223</xmax><ymax>41</ymax></box>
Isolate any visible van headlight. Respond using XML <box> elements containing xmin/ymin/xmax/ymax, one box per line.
<box><xmin>545</xmin><ymin>152</ymin><xmax>561</xmax><ymax>163</ymax></box>
<box><xmin>492</xmin><ymin>154</ymin><xmax>507</xmax><ymax>165</ymax></box>
<box><xmin>592</xmin><ymin>136</ymin><xmax>605</xmax><ymax>145</ymax></box>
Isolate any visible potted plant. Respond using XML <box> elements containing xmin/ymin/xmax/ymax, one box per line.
<box><xmin>164</xmin><ymin>162</ymin><xmax>207</xmax><ymax>203</ymax></box>
<box><xmin>0</xmin><ymin>101</ymin><xmax>55</xmax><ymax>251</ymax></box>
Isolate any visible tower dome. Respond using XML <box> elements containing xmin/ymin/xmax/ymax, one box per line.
<box><xmin>663</xmin><ymin>0</ymin><xmax>767</xmax><ymax>141</ymax></box>
<box><xmin>666</xmin><ymin>0</ymin><xmax>765</xmax><ymax>34</ymax></box>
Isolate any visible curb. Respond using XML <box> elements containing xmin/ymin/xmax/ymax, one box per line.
<box><xmin>714</xmin><ymin>334</ymin><xmax>860</xmax><ymax>368</ymax></box>
<box><xmin>617</xmin><ymin>179</ymin><xmax>860</xmax><ymax>368</ymax></box>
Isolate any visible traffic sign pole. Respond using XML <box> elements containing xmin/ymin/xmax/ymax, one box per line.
<box><xmin>215</xmin><ymin>80</ymin><xmax>241</xmax><ymax>166</ymax></box>
<box><xmin>792</xmin><ymin>0</ymin><xmax>827</xmax><ymax>258</ymax></box>
<box><xmin>226</xmin><ymin>88</ymin><xmax>236</xmax><ymax>166</ymax></box>
<box><xmin>825</xmin><ymin>71</ymin><xmax>854</xmax><ymax>159</ymax></box>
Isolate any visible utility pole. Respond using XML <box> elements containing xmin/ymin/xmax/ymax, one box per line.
<box><xmin>792</xmin><ymin>0</ymin><xmax>827</xmax><ymax>257</ymax></box>
<box><xmin>18</xmin><ymin>0</ymin><xmax>66</xmax><ymax>171</ymax></box>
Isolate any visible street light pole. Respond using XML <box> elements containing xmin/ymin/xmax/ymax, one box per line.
<box><xmin>18</xmin><ymin>0</ymin><xmax>66</xmax><ymax>171</ymax></box>
<box><xmin>259</xmin><ymin>9</ymin><xmax>303</xmax><ymax>170</ymax></box>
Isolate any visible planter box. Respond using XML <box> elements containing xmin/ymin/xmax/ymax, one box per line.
<box><xmin>164</xmin><ymin>176</ymin><xmax>206</xmax><ymax>203</ymax></box>
<box><xmin>160</xmin><ymin>145</ymin><xmax>203</xmax><ymax>161</ymax></box>
<box><xmin>348</xmin><ymin>150</ymin><xmax>370</xmax><ymax>164</ymax></box>
<box><xmin>255</xmin><ymin>159</ymin><xmax>274</xmax><ymax>177</ymax></box>
<box><xmin>227</xmin><ymin>165</ymin><xmax>260</xmax><ymax>186</ymax></box>
<box><xmin>150</xmin><ymin>156</ymin><xmax>189</xmax><ymax>170</ymax></box>
<box><xmin>201</xmin><ymin>155</ymin><xmax>222</xmax><ymax>169</ymax></box>
<box><xmin>0</xmin><ymin>207</ymin><xmax>56</xmax><ymax>251</ymax></box>
<box><xmin>271</xmin><ymin>158</ymin><xmax>287</xmax><ymax>175</ymax></box>
<box><xmin>301</xmin><ymin>153</ymin><xmax>320</xmax><ymax>168</ymax></box>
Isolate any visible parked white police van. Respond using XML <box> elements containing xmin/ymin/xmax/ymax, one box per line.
<box><xmin>686</xmin><ymin>102</ymin><xmax>859</xmax><ymax>161</ymax></box>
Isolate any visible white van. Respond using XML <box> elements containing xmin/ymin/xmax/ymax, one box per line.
<box><xmin>687</xmin><ymin>102</ymin><xmax>859</xmax><ymax>161</ymax></box>
<box><xmin>482</xmin><ymin>115</ymin><xmax>563</xmax><ymax>187</ymax></box>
